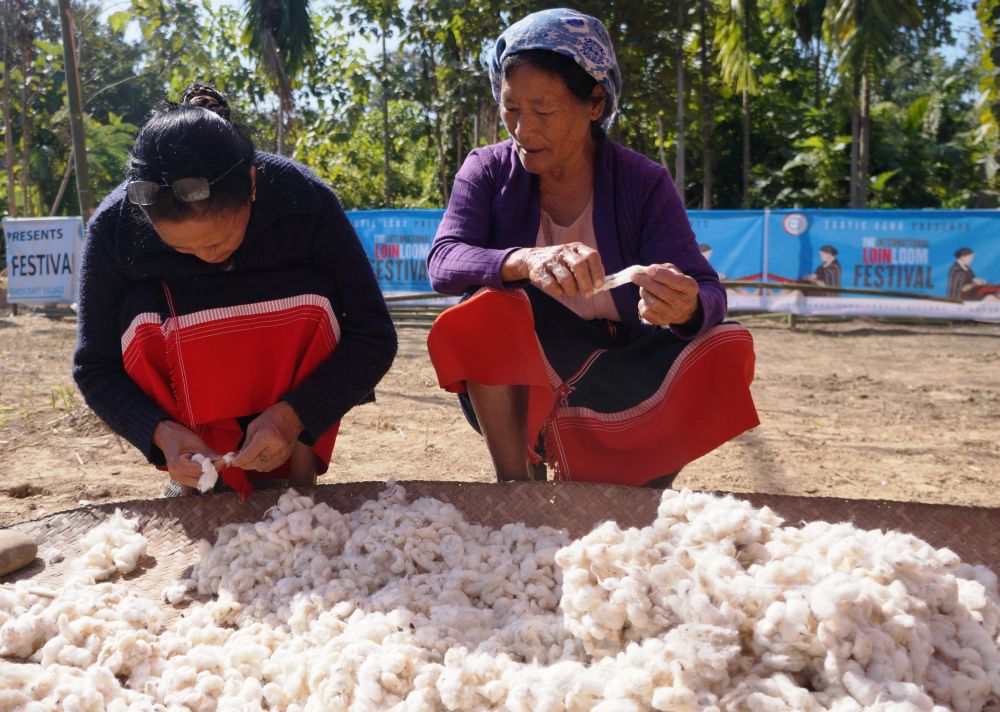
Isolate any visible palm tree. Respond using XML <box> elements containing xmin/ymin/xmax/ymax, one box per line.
<box><xmin>351</xmin><ymin>0</ymin><xmax>402</xmax><ymax>207</ymax></box>
<box><xmin>244</xmin><ymin>0</ymin><xmax>316</xmax><ymax>155</ymax></box>
<box><xmin>675</xmin><ymin>0</ymin><xmax>687</xmax><ymax>201</ymax></box>
<box><xmin>698</xmin><ymin>0</ymin><xmax>714</xmax><ymax>209</ymax></box>
<box><xmin>797</xmin><ymin>0</ymin><xmax>828</xmax><ymax>109</ymax></box>
<box><xmin>824</xmin><ymin>0</ymin><xmax>921</xmax><ymax>207</ymax></box>
<box><xmin>2</xmin><ymin>0</ymin><xmax>16</xmax><ymax>216</ymax></box>
<box><xmin>977</xmin><ymin>0</ymin><xmax>1000</xmax><ymax>191</ymax></box>
<box><xmin>716</xmin><ymin>0</ymin><xmax>761</xmax><ymax>208</ymax></box>
<box><xmin>776</xmin><ymin>0</ymin><xmax>828</xmax><ymax>109</ymax></box>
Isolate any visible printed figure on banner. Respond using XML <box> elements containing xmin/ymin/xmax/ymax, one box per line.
<box><xmin>801</xmin><ymin>245</ymin><xmax>842</xmax><ymax>297</ymax></box>
<box><xmin>947</xmin><ymin>248</ymin><xmax>1000</xmax><ymax>302</ymax></box>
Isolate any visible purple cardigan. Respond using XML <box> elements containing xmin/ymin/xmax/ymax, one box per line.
<box><xmin>427</xmin><ymin>138</ymin><xmax>725</xmax><ymax>339</ymax></box>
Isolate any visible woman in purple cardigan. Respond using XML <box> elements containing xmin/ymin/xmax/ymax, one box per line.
<box><xmin>427</xmin><ymin>9</ymin><xmax>758</xmax><ymax>487</ymax></box>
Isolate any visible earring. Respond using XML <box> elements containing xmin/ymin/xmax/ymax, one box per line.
<box><xmin>250</xmin><ymin>189</ymin><xmax>256</xmax><ymax>203</ymax></box>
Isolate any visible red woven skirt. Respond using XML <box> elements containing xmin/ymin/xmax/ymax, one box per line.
<box><xmin>427</xmin><ymin>286</ymin><xmax>759</xmax><ymax>486</ymax></box>
<box><xmin>119</xmin><ymin>269</ymin><xmax>341</xmax><ymax>497</ymax></box>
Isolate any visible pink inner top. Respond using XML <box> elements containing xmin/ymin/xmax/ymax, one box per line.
<box><xmin>535</xmin><ymin>196</ymin><xmax>621</xmax><ymax>322</ymax></box>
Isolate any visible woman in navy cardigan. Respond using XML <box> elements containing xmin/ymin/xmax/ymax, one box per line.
<box><xmin>427</xmin><ymin>10</ymin><xmax>758</xmax><ymax>487</ymax></box>
<box><xmin>73</xmin><ymin>84</ymin><xmax>396</xmax><ymax>497</ymax></box>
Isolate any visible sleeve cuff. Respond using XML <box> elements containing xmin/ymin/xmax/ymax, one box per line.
<box><xmin>669</xmin><ymin>293</ymin><xmax>709</xmax><ymax>340</ymax></box>
<box><xmin>121</xmin><ymin>404</ymin><xmax>171</xmax><ymax>466</ymax></box>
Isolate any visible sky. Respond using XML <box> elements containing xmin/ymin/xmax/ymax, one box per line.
<box><xmin>107</xmin><ymin>3</ymin><xmax>982</xmax><ymax>73</ymax></box>
<box><xmin>941</xmin><ymin>8</ymin><xmax>980</xmax><ymax>64</ymax></box>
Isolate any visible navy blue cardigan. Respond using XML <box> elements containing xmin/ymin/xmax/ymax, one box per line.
<box><xmin>73</xmin><ymin>152</ymin><xmax>397</xmax><ymax>465</ymax></box>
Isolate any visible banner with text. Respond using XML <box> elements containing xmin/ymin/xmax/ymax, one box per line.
<box><xmin>346</xmin><ymin>208</ymin><xmax>1000</xmax><ymax>322</ymax></box>
<box><xmin>348</xmin><ymin>209</ymin><xmax>443</xmax><ymax>295</ymax></box>
<box><xmin>3</xmin><ymin>217</ymin><xmax>84</xmax><ymax>304</ymax></box>
<box><xmin>763</xmin><ymin>210</ymin><xmax>1000</xmax><ymax>321</ymax></box>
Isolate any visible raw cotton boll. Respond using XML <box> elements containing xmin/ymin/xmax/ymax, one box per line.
<box><xmin>68</xmin><ymin>510</ymin><xmax>147</xmax><ymax>583</ymax></box>
<box><xmin>591</xmin><ymin>698</ymin><xmax>643</xmax><ymax>712</ymax></box>
<box><xmin>162</xmin><ymin>581</ymin><xmax>189</xmax><ymax>605</ymax></box>
<box><xmin>808</xmin><ymin>573</ymin><xmax>860</xmax><ymax>621</ymax></box>
<box><xmin>191</xmin><ymin>453</ymin><xmax>219</xmax><ymax>493</ymax></box>
<box><xmin>651</xmin><ymin>685</ymin><xmax>697</xmax><ymax>711</ymax></box>
<box><xmin>0</xmin><ymin>688</ymin><xmax>30</xmax><ymax>710</ymax></box>
<box><xmin>41</xmin><ymin>547</ymin><xmax>65</xmax><ymax>564</ymax></box>
<box><xmin>0</xmin><ymin>612</ymin><xmax>49</xmax><ymax>658</ymax></box>
<box><xmin>601</xmin><ymin>666</ymin><xmax>654</xmax><ymax>701</ymax></box>
<box><xmin>4</xmin><ymin>484</ymin><xmax>998</xmax><ymax>711</ymax></box>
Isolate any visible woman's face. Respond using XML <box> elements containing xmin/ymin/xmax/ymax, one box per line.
<box><xmin>151</xmin><ymin>165</ymin><xmax>254</xmax><ymax>264</ymax></box>
<box><xmin>500</xmin><ymin>63</ymin><xmax>604</xmax><ymax>178</ymax></box>
<box><xmin>154</xmin><ymin>204</ymin><xmax>251</xmax><ymax>264</ymax></box>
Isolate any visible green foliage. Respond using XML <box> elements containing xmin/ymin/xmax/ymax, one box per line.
<box><xmin>298</xmin><ymin>99</ymin><xmax>438</xmax><ymax>208</ymax></box>
<box><xmin>84</xmin><ymin>113</ymin><xmax>139</xmax><ymax>191</ymax></box>
<box><xmin>0</xmin><ymin>0</ymin><xmax>991</xmax><ymax>217</ymax></box>
<box><xmin>977</xmin><ymin>0</ymin><xmax>1000</xmax><ymax>186</ymax></box>
<box><xmin>778</xmin><ymin>125</ymin><xmax>851</xmax><ymax>207</ymax></box>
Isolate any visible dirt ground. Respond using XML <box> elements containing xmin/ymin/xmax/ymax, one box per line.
<box><xmin>1</xmin><ymin>277</ymin><xmax>998</xmax><ymax>526</ymax></box>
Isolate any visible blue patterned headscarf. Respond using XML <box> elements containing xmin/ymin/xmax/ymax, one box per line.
<box><xmin>488</xmin><ymin>8</ymin><xmax>622</xmax><ymax>131</ymax></box>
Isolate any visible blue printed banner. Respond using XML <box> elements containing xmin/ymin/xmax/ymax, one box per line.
<box><xmin>762</xmin><ymin>210</ymin><xmax>1000</xmax><ymax>321</ymax></box>
<box><xmin>3</xmin><ymin>217</ymin><xmax>84</xmax><ymax>304</ymax></box>
<box><xmin>687</xmin><ymin>211</ymin><xmax>765</xmax><ymax>283</ymax></box>
<box><xmin>345</xmin><ymin>208</ymin><xmax>1000</xmax><ymax>322</ymax></box>
<box><xmin>766</xmin><ymin>210</ymin><xmax>1000</xmax><ymax>298</ymax></box>
<box><xmin>347</xmin><ymin>209</ymin><xmax>443</xmax><ymax>294</ymax></box>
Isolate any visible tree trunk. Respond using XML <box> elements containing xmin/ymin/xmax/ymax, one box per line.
<box><xmin>454</xmin><ymin>108</ymin><xmax>464</xmax><ymax>172</ymax></box>
<box><xmin>276</xmin><ymin>103</ymin><xmax>284</xmax><ymax>155</ymax></box>
<box><xmin>50</xmin><ymin>147</ymin><xmax>73</xmax><ymax>215</ymax></box>
<box><xmin>813</xmin><ymin>38</ymin><xmax>821</xmax><ymax>110</ymax></box>
<box><xmin>57</xmin><ymin>0</ymin><xmax>91</xmax><ymax>219</ymax></box>
<box><xmin>381</xmin><ymin>29</ymin><xmax>391</xmax><ymax>208</ymax></box>
<box><xmin>420</xmin><ymin>40</ymin><xmax>449</xmax><ymax>206</ymax></box>
<box><xmin>859</xmin><ymin>72</ymin><xmax>870</xmax><ymax>209</ymax></box>
<box><xmin>483</xmin><ymin>101</ymin><xmax>498</xmax><ymax>145</ymax></box>
<box><xmin>2</xmin><ymin>0</ymin><xmax>16</xmax><ymax>216</ymax></box>
<box><xmin>740</xmin><ymin>5</ymin><xmax>750</xmax><ymax>209</ymax></box>
<box><xmin>699</xmin><ymin>0</ymin><xmax>712</xmax><ymax>209</ymax></box>
<box><xmin>849</xmin><ymin>79</ymin><xmax>860</xmax><ymax>208</ymax></box>
<box><xmin>742</xmin><ymin>87</ymin><xmax>750</xmax><ymax>208</ymax></box>
<box><xmin>436</xmin><ymin>111</ymin><xmax>449</xmax><ymax>206</ymax></box>
<box><xmin>656</xmin><ymin>114</ymin><xmax>666</xmax><ymax>168</ymax></box>
<box><xmin>20</xmin><ymin>54</ymin><xmax>31</xmax><ymax>215</ymax></box>
<box><xmin>675</xmin><ymin>0</ymin><xmax>685</xmax><ymax>199</ymax></box>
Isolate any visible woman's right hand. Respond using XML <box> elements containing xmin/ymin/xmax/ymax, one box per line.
<box><xmin>152</xmin><ymin>420</ymin><xmax>218</xmax><ymax>488</ymax></box>
<box><xmin>501</xmin><ymin>243</ymin><xmax>606</xmax><ymax>298</ymax></box>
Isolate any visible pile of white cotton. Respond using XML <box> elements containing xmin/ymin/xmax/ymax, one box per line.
<box><xmin>0</xmin><ymin>485</ymin><xmax>997</xmax><ymax>711</ymax></box>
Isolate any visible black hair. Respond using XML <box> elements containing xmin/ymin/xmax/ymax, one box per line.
<box><xmin>819</xmin><ymin>245</ymin><xmax>838</xmax><ymax>256</ymax></box>
<box><xmin>500</xmin><ymin>49</ymin><xmax>605</xmax><ymax>138</ymax></box>
<box><xmin>127</xmin><ymin>83</ymin><xmax>254</xmax><ymax>223</ymax></box>
<box><xmin>179</xmin><ymin>82</ymin><xmax>231</xmax><ymax>121</ymax></box>
<box><xmin>955</xmin><ymin>247</ymin><xmax>973</xmax><ymax>258</ymax></box>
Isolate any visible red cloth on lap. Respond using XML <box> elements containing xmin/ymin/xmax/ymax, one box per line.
<box><xmin>428</xmin><ymin>287</ymin><xmax>758</xmax><ymax>486</ymax></box>
<box><xmin>122</xmin><ymin>287</ymin><xmax>340</xmax><ymax>498</ymax></box>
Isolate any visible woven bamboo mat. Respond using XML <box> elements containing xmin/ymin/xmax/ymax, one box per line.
<box><xmin>3</xmin><ymin>482</ymin><xmax>998</xmax><ymax>602</ymax></box>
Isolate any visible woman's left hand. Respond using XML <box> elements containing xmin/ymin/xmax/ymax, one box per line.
<box><xmin>231</xmin><ymin>401</ymin><xmax>305</xmax><ymax>473</ymax></box>
<box><xmin>632</xmin><ymin>263</ymin><xmax>701</xmax><ymax>327</ymax></box>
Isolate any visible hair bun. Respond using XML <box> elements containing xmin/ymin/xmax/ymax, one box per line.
<box><xmin>179</xmin><ymin>83</ymin><xmax>231</xmax><ymax>121</ymax></box>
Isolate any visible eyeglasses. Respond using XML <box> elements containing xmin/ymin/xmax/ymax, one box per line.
<box><xmin>126</xmin><ymin>159</ymin><xmax>246</xmax><ymax>206</ymax></box>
